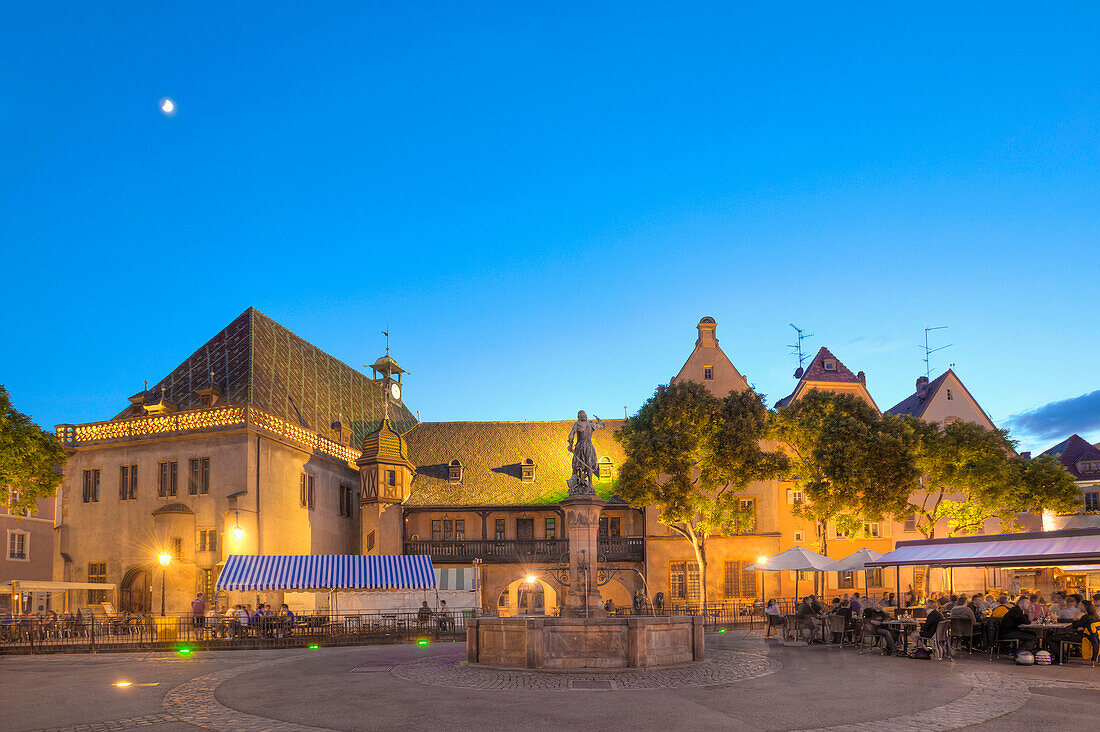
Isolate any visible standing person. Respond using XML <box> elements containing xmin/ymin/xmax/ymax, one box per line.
<box><xmin>850</xmin><ymin>593</ymin><xmax>862</xmax><ymax>615</ymax></box>
<box><xmin>437</xmin><ymin>600</ymin><xmax>451</xmax><ymax>632</ymax></box>
<box><xmin>191</xmin><ymin>593</ymin><xmax>207</xmax><ymax>630</ymax></box>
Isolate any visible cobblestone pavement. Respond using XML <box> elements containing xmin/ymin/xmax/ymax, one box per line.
<box><xmin>798</xmin><ymin>668</ymin><xmax>1100</xmax><ymax>732</ymax></box>
<box><xmin>36</xmin><ymin>714</ymin><xmax>180</xmax><ymax>732</ymax></box>
<box><xmin>388</xmin><ymin>648</ymin><xmax>782</xmax><ymax>690</ymax></box>
<box><xmin>161</xmin><ymin>654</ymin><xmax>327</xmax><ymax>732</ymax></box>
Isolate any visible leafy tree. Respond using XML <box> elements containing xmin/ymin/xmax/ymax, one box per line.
<box><xmin>616</xmin><ymin>381</ymin><xmax>787</xmax><ymax>607</ymax></box>
<box><xmin>902</xmin><ymin>418</ymin><xmax>1079</xmax><ymax>538</ymax></box>
<box><xmin>771</xmin><ymin>390</ymin><xmax>918</xmax><ymax>556</ymax></box>
<box><xmin>0</xmin><ymin>385</ymin><xmax>67</xmax><ymax>514</ymax></box>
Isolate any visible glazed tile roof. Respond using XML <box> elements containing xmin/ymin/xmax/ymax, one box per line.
<box><xmin>404</xmin><ymin>420</ymin><xmax>626</xmax><ymax>506</ymax></box>
<box><xmin>775</xmin><ymin>347</ymin><xmax>864</xmax><ymax>407</ymax></box>
<box><xmin>114</xmin><ymin>308</ymin><xmax>416</xmax><ymax>444</ymax></box>
<box><xmin>1041</xmin><ymin>434</ymin><xmax>1100</xmax><ymax>481</ymax></box>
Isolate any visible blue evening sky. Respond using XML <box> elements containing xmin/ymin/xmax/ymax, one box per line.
<box><xmin>2</xmin><ymin>3</ymin><xmax>1098</xmax><ymax>453</ymax></box>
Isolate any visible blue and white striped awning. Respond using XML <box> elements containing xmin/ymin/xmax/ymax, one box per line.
<box><xmin>216</xmin><ymin>555</ymin><xmax>436</xmax><ymax>592</ymax></box>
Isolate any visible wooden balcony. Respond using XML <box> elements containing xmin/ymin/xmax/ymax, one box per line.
<box><xmin>403</xmin><ymin>537</ymin><xmax>645</xmax><ymax>564</ymax></box>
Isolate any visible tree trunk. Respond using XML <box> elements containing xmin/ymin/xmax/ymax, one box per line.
<box><xmin>692</xmin><ymin>537</ymin><xmax>708</xmax><ymax>612</ymax></box>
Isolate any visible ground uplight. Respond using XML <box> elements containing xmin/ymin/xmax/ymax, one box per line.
<box><xmin>417</xmin><ymin>638</ymin><xmax>429</xmax><ymax>646</ymax></box>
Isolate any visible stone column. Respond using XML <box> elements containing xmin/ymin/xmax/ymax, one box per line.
<box><xmin>559</xmin><ymin>494</ymin><xmax>607</xmax><ymax>618</ymax></box>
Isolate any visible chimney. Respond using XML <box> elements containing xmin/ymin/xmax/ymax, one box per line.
<box><xmin>915</xmin><ymin>376</ymin><xmax>929</xmax><ymax>391</ymax></box>
<box><xmin>696</xmin><ymin>317</ymin><xmax>718</xmax><ymax>347</ymax></box>
<box><xmin>1020</xmin><ymin>451</ymin><xmax>1032</xmax><ymax>460</ymax></box>
<box><xmin>857</xmin><ymin>370</ymin><xmax>866</xmax><ymax>385</ymax></box>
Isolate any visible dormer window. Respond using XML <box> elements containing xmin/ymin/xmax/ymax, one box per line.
<box><xmin>703</xmin><ymin>366</ymin><xmax>714</xmax><ymax>381</ymax></box>
<box><xmin>521</xmin><ymin>458</ymin><xmax>535</xmax><ymax>483</ymax></box>
<box><xmin>823</xmin><ymin>359</ymin><xmax>837</xmax><ymax>371</ymax></box>
<box><xmin>598</xmin><ymin>456</ymin><xmax>614</xmax><ymax>480</ymax></box>
<box><xmin>448</xmin><ymin>460</ymin><xmax>463</xmax><ymax>484</ymax></box>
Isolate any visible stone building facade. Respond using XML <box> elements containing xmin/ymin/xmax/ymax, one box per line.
<box><xmin>2</xmin><ymin>493</ymin><xmax>57</xmax><ymax>611</ymax></box>
<box><xmin>51</xmin><ymin>309</ymin><xmax>1024</xmax><ymax>615</ymax></box>
<box><xmin>52</xmin><ymin>308</ymin><xmax>413</xmax><ymax>613</ymax></box>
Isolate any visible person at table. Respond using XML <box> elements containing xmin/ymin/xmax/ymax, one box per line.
<box><xmin>828</xmin><ymin>599</ymin><xmax>853</xmax><ymax>642</ymax></box>
<box><xmin>909</xmin><ymin>599</ymin><xmax>945</xmax><ymax>651</ymax></box>
<box><xmin>277</xmin><ymin>604</ymin><xmax>295</xmax><ymax>637</ymax></box>
<box><xmin>1049</xmin><ymin>592</ymin><xmax>1066</xmax><ymax>617</ymax></box>
<box><xmin>1050</xmin><ymin>600</ymin><xmax>1099</xmax><ymax>664</ymax></box>
<box><xmin>764</xmin><ymin>599</ymin><xmax>781</xmax><ymax>617</ymax></box>
<box><xmin>417</xmin><ymin>601</ymin><xmax>432</xmax><ymax>626</ymax></box>
<box><xmin>1058</xmin><ymin>596</ymin><xmax>1084</xmax><ymax>622</ymax></box>
<box><xmin>1026</xmin><ymin>593</ymin><xmax>1045</xmax><ymax>622</ymax></box>
<box><xmin>884</xmin><ymin>592</ymin><xmax>897</xmax><ymax>607</ymax></box>
<box><xmin>998</xmin><ymin>596</ymin><xmax>1038</xmax><ymax>652</ymax></box>
<box><xmin>904</xmin><ymin>586</ymin><xmax>916</xmax><ymax>607</ymax></box>
<box><xmin>862</xmin><ymin>604</ymin><xmax>897</xmax><ymax>655</ymax></box>
<box><xmin>795</xmin><ymin>597</ymin><xmax>821</xmax><ymax>643</ymax></box>
<box><xmin>851</xmin><ymin>593</ymin><xmax>863</xmax><ymax>615</ymax></box>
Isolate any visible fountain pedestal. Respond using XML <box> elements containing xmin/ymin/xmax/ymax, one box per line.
<box><xmin>558</xmin><ymin>494</ymin><xmax>607</xmax><ymax>618</ymax></box>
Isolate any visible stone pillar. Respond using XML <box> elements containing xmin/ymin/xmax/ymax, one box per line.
<box><xmin>559</xmin><ymin>494</ymin><xmax>607</xmax><ymax>618</ymax></box>
<box><xmin>466</xmin><ymin>619</ymin><xmax>479</xmax><ymax>664</ymax></box>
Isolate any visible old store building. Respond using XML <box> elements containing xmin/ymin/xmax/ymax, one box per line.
<box><xmin>52</xmin><ymin>308</ymin><xmax>414</xmax><ymax>613</ymax></box>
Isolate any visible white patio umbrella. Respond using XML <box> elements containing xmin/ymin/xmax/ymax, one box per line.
<box><xmin>832</xmin><ymin>548</ymin><xmax>884</xmax><ymax>600</ymax></box>
<box><xmin>748</xmin><ymin>547</ymin><xmax>837</xmax><ymax>604</ymax></box>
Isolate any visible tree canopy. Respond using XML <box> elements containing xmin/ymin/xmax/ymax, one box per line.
<box><xmin>771</xmin><ymin>389</ymin><xmax>919</xmax><ymax>552</ymax></box>
<box><xmin>616</xmin><ymin>381</ymin><xmax>787</xmax><ymax>605</ymax></box>
<box><xmin>0</xmin><ymin>385</ymin><xmax>67</xmax><ymax>513</ymax></box>
<box><xmin>903</xmin><ymin>416</ymin><xmax>1079</xmax><ymax>538</ymax></box>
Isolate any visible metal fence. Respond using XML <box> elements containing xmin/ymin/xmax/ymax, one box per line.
<box><xmin>0</xmin><ymin>611</ymin><xmax>467</xmax><ymax>654</ymax></box>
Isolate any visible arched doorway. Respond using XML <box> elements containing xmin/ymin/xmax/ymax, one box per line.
<box><xmin>120</xmin><ymin>566</ymin><xmax>151</xmax><ymax>614</ymax></box>
<box><xmin>497</xmin><ymin>577</ymin><xmax>558</xmax><ymax>617</ymax></box>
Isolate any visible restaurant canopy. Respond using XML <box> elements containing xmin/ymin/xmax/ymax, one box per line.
<box><xmin>216</xmin><ymin>554</ymin><xmax>436</xmax><ymax>592</ymax></box>
<box><xmin>748</xmin><ymin>546</ymin><xmax>837</xmax><ymax>571</ymax></box>
<box><xmin>866</xmin><ymin>528</ymin><xmax>1100</xmax><ymax>569</ymax></box>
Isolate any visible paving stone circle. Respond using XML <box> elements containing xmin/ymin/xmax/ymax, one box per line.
<box><xmin>388</xmin><ymin>648</ymin><xmax>782</xmax><ymax>690</ymax></box>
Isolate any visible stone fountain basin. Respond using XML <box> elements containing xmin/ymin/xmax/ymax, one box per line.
<box><xmin>466</xmin><ymin>615</ymin><xmax>705</xmax><ymax>670</ymax></box>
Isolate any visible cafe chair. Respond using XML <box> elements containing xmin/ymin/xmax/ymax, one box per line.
<box><xmin>988</xmin><ymin>620</ymin><xmax>1019</xmax><ymax>662</ymax></box>
<box><xmin>826</xmin><ymin>614</ymin><xmax>856</xmax><ymax>646</ymax></box>
<box><xmin>949</xmin><ymin>617</ymin><xmax>975</xmax><ymax>655</ymax></box>
<box><xmin>1059</xmin><ymin>621</ymin><xmax>1100</xmax><ymax>667</ymax></box>
<box><xmin>765</xmin><ymin>613</ymin><xmax>786</xmax><ymax>639</ymax></box>
<box><xmin>857</xmin><ymin>620</ymin><xmax>886</xmax><ymax>655</ymax></box>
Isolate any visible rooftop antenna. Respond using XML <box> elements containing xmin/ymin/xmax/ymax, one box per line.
<box><xmin>921</xmin><ymin>326</ymin><xmax>952</xmax><ymax>379</ymax></box>
<box><xmin>787</xmin><ymin>324</ymin><xmax>813</xmax><ymax>378</ymax></box>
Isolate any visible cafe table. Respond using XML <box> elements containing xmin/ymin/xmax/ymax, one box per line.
<box><xmin>1020</xmin><ymin>622</ymin><xmax>1071</xmax><ymax>652</ymax></box>
<box><xmin>884</xmin><ymin>618</ymin><xmax>921</xmax><ymax>654</ymax></box>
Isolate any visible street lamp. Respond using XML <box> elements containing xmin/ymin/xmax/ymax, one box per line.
<box><xmin>232</xmin><ymin>509</ymin><xmax>244</xmax><ymax>543</ymax></box>
<box><xmin>158</xmin><ymin>553</ymin><xmax>172</xmax><ymax>616</ymax></box>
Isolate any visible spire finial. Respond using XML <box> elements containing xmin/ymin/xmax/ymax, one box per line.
<box><xmin>382</xmin><ymin>328</ymin><xmax>390</xmax><ymax>356</ymax></box>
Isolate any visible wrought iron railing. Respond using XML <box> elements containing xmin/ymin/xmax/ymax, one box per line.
<box><xmin>0</xmin><ymin>610</ymin><xmax>466</xmax><ymax>655</ymax></box>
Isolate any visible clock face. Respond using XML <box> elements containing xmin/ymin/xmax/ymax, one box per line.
<box><xmin>390</xmin><ymin>382</ymin><xmax>401</xmax><ymax>400</ymax></box>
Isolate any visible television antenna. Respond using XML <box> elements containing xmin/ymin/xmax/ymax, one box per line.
<box><xmin>788</xmin><ymin>324</ymin><xmax>813</xmax><ymax>377</ymax></box>
<box><xmin>921</xmin><ymin>326</ymin><xmax>952</xmax><ymax>379</ymax></box>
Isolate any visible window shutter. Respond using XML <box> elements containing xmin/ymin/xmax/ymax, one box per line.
<box><xmin>786</xmin><ymin>489</ymin><xmax>793</xmax><ymax>504</ymax></box>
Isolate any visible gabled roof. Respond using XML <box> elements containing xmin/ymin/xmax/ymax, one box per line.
<box><xmin>885</xmin><ymin>371</ymin><xmax>951</xmax><ymax>418</ymax></box>
<box><xmin>776</xmin><ymin>347</ymin><xmax>874</xmax><ymax>409</ymax></box>
<box><xmin>1042</xmin><ymin>434</ymin><xmax>1100</xmax><ymax>481</ymax></box>
<box><xmin>113</xmin><ymin>308</ymin><xmax>416</xmax><ymax>444</ymax></box>
<box><xmin>885</xmin><ymin>369</ymin><xmax>996</xmax><ymax>429</ymax></box>
<box><xmin>404</xmin><ymin>420</ymin><xmax>626</xmax><ymax>506</ymax></box>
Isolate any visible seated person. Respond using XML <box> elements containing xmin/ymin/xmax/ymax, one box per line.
<box><xmin>764</xmin><ymin>599</ymin><xmax>782</xmax><ymax>616</ymax></box>
<box><xmin>1058</xmin><ymin>597</ymin><xmax>1084</xmax><ymax>621</ymax></box>
<box><xmin>1049</xmin><ymin>592</ymin><xmax>1066</xmax><ymax>617</ymax></box>
<box><xmin>884</xmin><ymin>592</ymin><xmax>897</xmax><ymax>607</ymax></box>
<box><xmin>1050</xmin><ymin>600</ymin><xmax>1100</xmax><ymax>663</ymax></box>
<box><xmin>943</xmin><ymin>595</ymin><xmax>958</xmax><ymax>613</ymax></box>
<box><xmin>851</xmin><ymin>593</ymin><xmax>862</xmax><ymax>615</ymax></box>
<box><xmin>795</xmin><ymin>597</ymin><xmax>820</xmax><ymax>642</ymax></box>
<box><xmin>998</xmin><ymin>597</ymin><xmax>1038</xmax><ymax>652</ymax></box>
<box><xmin>909</xmin><ymin>599</ymin><xmax>944</xmax><ymax>651</ymax></box>
<box><xmin>830</xmin><ymin>599</ymin><xmax>854</xmax><ymax>642</ymax></box>
<box><xmin>1026</xmin><ymin>594</ymin><xmax>1045</xmax><ymax>621</ymax></box>
<box><xmin>991</xmin><ymin>595</ymin><xmax>1011</xmax><ymax>618</ymax></box>
<box><xmin>950</xmin><ymin>595</ymin><xmax>977</xmax><ymax>623</ymax></box>
<box><xmin>862</xmin><ymin>604</ymin><xmax>897</xmax><ymax>655</ymax></box>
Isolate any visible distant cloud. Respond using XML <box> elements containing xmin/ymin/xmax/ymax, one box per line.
<box><xmin>1007</xmin><ymin>390</ymin><xmax>1100</xmax><ymax>443</ymax></box>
